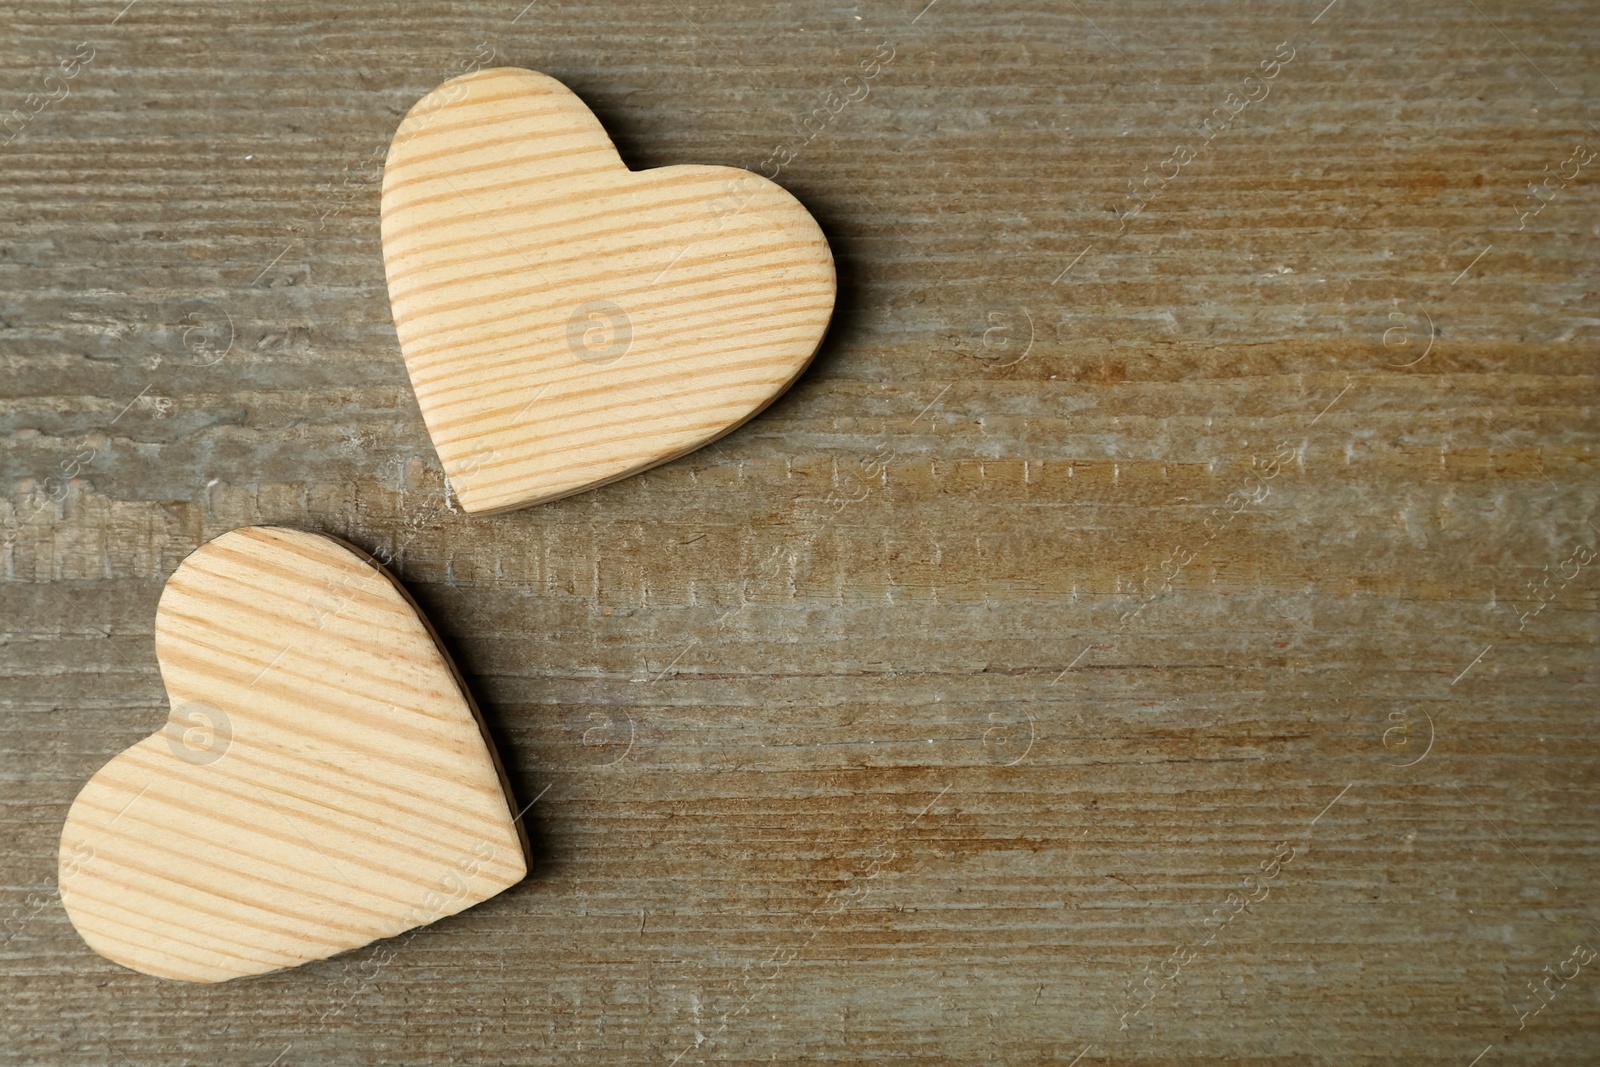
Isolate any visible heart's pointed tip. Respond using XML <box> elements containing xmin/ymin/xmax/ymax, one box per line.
<box><xmin>500</xmin><ymin>849</ymin><xmax>531</xmax><ymax>892</ymax></box>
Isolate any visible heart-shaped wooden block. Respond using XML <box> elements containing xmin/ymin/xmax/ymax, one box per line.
<box><xmin>57</xmin><ymin>526</ymin><xmax>528</xmax><ymax>983</ymax></box>
<box><xmin>381</xmin><ymin>67</ymin><xmax>836</xmax><ymax>513</ymax></box>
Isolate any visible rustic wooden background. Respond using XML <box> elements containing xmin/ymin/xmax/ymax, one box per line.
<box><xmin>3</xmin><ymin>0</ymin><xmax>1597</xmax><ymax>1063</ymax></box>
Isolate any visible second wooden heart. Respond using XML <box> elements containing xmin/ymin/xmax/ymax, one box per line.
<box><xmin>381</xmin><ymin>67</ymin><xmax>837</xmax><ymax>513</ymax></box>
<box><xmin>58</xmin><ymin>527</ymin><xmax>529</xmax><ymax>982</ymax></box>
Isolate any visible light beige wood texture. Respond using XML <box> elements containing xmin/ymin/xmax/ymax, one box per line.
<box><xmin>55</xmin><ymin>526</ymin><xmax>529</xmax><ymax>983</ymax></box>
<box><xmin>381</xmin><ymin>67</ymin><xmax>837</xmax><ymax>514</ymax></box>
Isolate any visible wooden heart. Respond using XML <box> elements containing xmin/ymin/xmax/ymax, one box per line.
<box><xmin>57</xmin><ymin>526</ymin><xmax>528</xmax><ymax>983</ymax></box>
<box><xmin>381</xmin><ymin>67</ymin><xmax>836</xmax><ymax>513</ymax></box>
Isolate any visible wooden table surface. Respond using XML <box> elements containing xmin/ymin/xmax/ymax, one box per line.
<box><xmin>2</xmin><ymin>1</ymin><xmax>1596</xmax><ymax>1063</ymax></box>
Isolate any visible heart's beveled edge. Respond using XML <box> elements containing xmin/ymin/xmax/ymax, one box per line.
<box><xmin>381</xmin><ymin>67</ymin><xmax>837</xmax><ymax>514</ymax></box>
<box><xmin>56</xmin><ymin>526</ymin><xmax>531</xmax><ymax>983</ymax></box>
<box><xmin>315</xmin><ymin>524</ymin><xmax>534</xmax><ymax>870</ymax></box>
<box><xmin>314</xmin><ymin>528</ymin><xmax>533</xmax><ymax>871</ymax></box>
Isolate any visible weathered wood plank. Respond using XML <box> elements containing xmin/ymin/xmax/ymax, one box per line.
<box><xmin>2</xmin><ymin>0</ymin><xmax>1596</xmax><ymax>1063</ymax></box>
